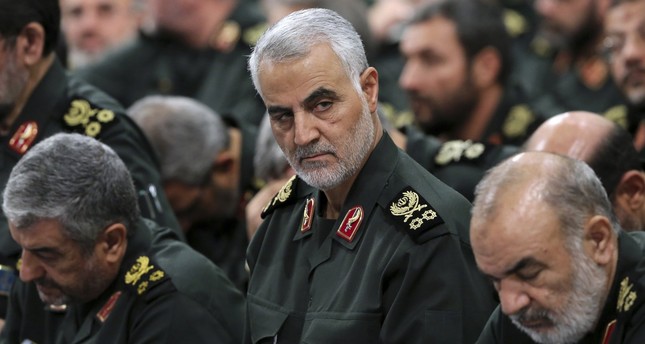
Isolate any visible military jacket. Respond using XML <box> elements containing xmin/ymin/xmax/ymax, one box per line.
<box><xmin>512</xmin><ymin>40</ymin><xmax>629</xmax><ymax>127</ymax></box>
<box><xmin>245</xmin><ymin>134</ymin><xmax>497</xmax><ymax>343</ymax></box>
<box><xmin>1</xmin><ymin>219</ymin><xmax>245</xmax><ymax>344</ymax></box>
<box><xmin>477</xmin><ymin>231</ymin><xmax>645</xmax><ymax>344</ymax></box>
<box><xmin>0</xmin><ymin>60</ymin><xmax>181</xmax><ymax>311</ymax></box>
<box><xmin>74</xmin><ymin>1</ymin><xmax>267</xmax><ymax>126</ymax></box>
<box><xmin>404</xmin><ymin>126</ymin><xmax>519</xmax><ymax>202</ymax></box>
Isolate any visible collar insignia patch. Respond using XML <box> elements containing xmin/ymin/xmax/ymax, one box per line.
<box><xmin>96</xmin><ymin>291</ymin><xmax>122</xmax><ymax>322</ymax></box>
<box><xmin>300</xmin><ymin>197</ymin><xmax>315</xmax><ymax>232</ymax></box>
<box><xmin>435</xmin><ymin>140</ymin><xmax>485</xmax><ymax>166</ymax></box>
<box><xmin>602</xmin><ymin>319</ymin><xmax>617</xmax><ymax>344</ymax></box>
<box><xmin>9</xmin><ymin>121</ymin><xmax>38</xmax><ymax>155</ymax></box>
<box><xmin>336</xmin><ymin>206</ymin><xmax>364</xmax><ymax>242</ymax></box>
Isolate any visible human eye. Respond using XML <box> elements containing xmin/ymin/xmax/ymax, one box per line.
<box><xmin>313</xmin><ymin>101</ymin><xmax>333</xmax><ymax>113</ymax></box>
<box><xmin>516</xmin><ymin>268</ymin><xmax>542</xmax><ymax>282</ymax></box>
<box><xmin>602</xmin><ymin>34</ymin><xmax>625</xmax><ymax>60</ymax></box>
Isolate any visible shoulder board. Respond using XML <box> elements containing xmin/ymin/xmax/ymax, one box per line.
<box><xmin>261</xmin><ymin>175</ymin><xmax>298</xmax><ymax>219</ymax></box>
<box><xmin>435</xmin><ymin>140</ymin><xmax>486</xmax><ymax>166</ymax></box>
<box><xmin>123</xmin><ymin>255</ymin><xmax>168</xmax><ymax>296</ymax></box>
<box><xmin>62</xmin><ymin>98</ymin><xmax>116</xmax><ymax>139</ymax></box>
<box><xmin>503</xmin><ymin>104</ymin><xmax>535</xmax><ymax>139</ymax></box>
<box><xmin>386</xmin><ymin>186</ymin><xmax>444</xmax><ymax>244</ymax></box>
<box><xmin>243</xmin><ymin>22</ymin><xmax>268</xmax><ymax>47</ymax></box>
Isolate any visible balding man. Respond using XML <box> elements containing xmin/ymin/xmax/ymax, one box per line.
<box><xmin>472</xmin><ymin>152</ymin><xmax>645</xmax><ymax>343</ymax></box>
<box><xmin>524</xmin><ymin>111</ymin><xmax>645</xmax><ymax>231</ymax></box>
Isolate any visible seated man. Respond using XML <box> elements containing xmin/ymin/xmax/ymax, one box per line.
<box><xmin>128</xmin><ymin>95</ymin><xmax>257</xmax><ymax>290</ymax></box>
<box><xmin>1</xmin><ymin>133</ymin><xmax>245</xmax><ymax>343</ymax></box>
<box><xmin>525</xmin><ymin>111</ymin><xmax>645</xmax><ymax>231</ymax></box>
<box><xmin>471</xmin><ymin>151</ymin><xmax>645</xmax><ymax>343</ymax></box>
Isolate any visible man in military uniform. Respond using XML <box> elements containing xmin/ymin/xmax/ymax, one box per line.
<box><xmin>604</xmin><ymin>0</ymin><xmax>645</xmax><ymax>150</ymax></box>
<box><xmin>525</xmin><ymin>111</ymin><xmax>645</xmax><ymax>232</ymax></box>
<box><xmin>399</xmin><ymin>0</ymin><xmax>541</xmax><ymax>146</ymax></box>
<box><xmin>512</xmin><ymin>0</ymin><xmax>629</xmax><ymax>128</ymax></box>
<box><xmin>245</xmin><ymin>9</ymin><xmax>497</xmax><ymax>343</ymax></box>
<box><xmin>0</xmin><ymin>0</ymin><xmax>180</xmax><ymax>321</ymax></box>
<box><xmin>1</xmin><ymin>133</ymin><xmax>245</xmax><ymax>343</ymax></box>
<box><xmin>472</xmin><ymin>152</ymin><xmax>645</xmax><ymax>343</ymax></box>
<box><xmin>74</xmin><ymin>0</ymin><xmax>267</xmax><ymax>126</ymax></box>
<box><xmin>129</xmin><ymin>95</ymin><xmax>258</xmax><ymax>290</ymax></box>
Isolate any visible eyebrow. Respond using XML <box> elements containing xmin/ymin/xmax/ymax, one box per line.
<box><xmin>483</xmin><ymin>257</ymin><xmax>544</xmax><ymax>280</ymax></box>
<box><xmin>26</xmin><ymin>246</ymin><xmax>62</xmax><ymax>258</ymax></box>
<box><xmin>267</xmin><ymin>87</ymin><xmax>340</xmax><ymax>116</ymax></box>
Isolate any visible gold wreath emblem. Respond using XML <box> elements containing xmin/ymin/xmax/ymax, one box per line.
<box><xmin>150</xmin><ymin>270</ymin><xmax>165</xmax><ymax>282</ymax></box>
<box><xmin>125</xmin><ymin>256</ymin><xmax>154</xmax><ymax>285</ymax></box>
<box><xmin>390</xmin><ymin>191</ymin><xmax>428</xmax><ymax>223</ymax></box>
<box><xmin>618</xmin><ymin>277</ymin><xmax>637</xmax><ymax>312</ymax></box>
<box><xmin>64</xmin><ymin>100</ymin><xmax>94</xmax><ymax>126</ymax></box>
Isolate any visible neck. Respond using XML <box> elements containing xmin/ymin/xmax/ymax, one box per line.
<box><xmin>454</xmin><ymin>84</ymin><xmax>502</xmax><ymax>141</ymax></box>
<box><xmin>1</xmin><ymin>54</ymin><xmax>55</xmax><ymax>134</ymax></box>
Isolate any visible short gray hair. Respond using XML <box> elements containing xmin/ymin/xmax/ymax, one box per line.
<box><xmin>473</xmin><ymin>152</ymin><xmax>620</xmax><ymax>241</ymax></box>
<box><xmin>248</xmin><ymin>8</ymin><xmax>368</xmax><ymax>97</ymax></box>
<box><xmin>3</xmin><ymin>133</ymin><xmax>140</xmax><ymax>254</ymax></box>
<box><xmin>128</xmin><ymin>96</ymin><xmax>229</xmax><ymax>185</ymax></box>
<box><xmin>254</xmin><ymin>113</ymin><xmax>289</xmax><ymax>181</ymax></box>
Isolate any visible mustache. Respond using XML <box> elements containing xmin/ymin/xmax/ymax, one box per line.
<box><xmin>510</xmin><ymin>307</ymin><xmax>555</xmax><ymax>327</ymax></box>
<box><xmin>622</xmin><ymin>65</ymin><xmax>645</xmax><ymax>84</ymax></box>
<box><xmin>294</xmin><ymin>142</ymin><xmax>336</xmax><ymax>161</ymax></box>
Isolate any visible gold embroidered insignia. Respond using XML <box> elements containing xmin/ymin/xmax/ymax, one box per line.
<box><xmin>210</xmin><ymin>20</ymin><xmax>241</xmax><ymax>52</ymax></box>
<box><xmin>149</xmin><ymin>270</ymin><xmax>165</xmax><ymax>282</ymax></box>
<box><xmin>503</xmin><ymin>9</ymin><xmax>527</xmax><ymax>37</ymax></box>
<box><xmin>243</xmin><ymin>22</ymin><xmax>267</xmax><ymax>47</ymax></box>
<box><xmin>503</xmin><ymin>105</ymin><xmax>534</xmax><ymax>138</ymax></box>
<box><xmin>125</xmin><ymin>256</ymin><xmax>155</xmax><ymax>285</ymax></box>
<box><xmin>261</xmin><ymin>175</ymin><xmax>298</xmax><ymax>218</ymax></box>
<box><xmin>137</xmin><ymin>281</ymin><xmax>149</xmax><ymax>295</ymax></box>
<box><xmin>603</xmin><ymin>105</ymin><xmax>628</xmax><ymax>130</ymax></box>
<box><xmin>386</xmin><ymin>187</ymin><xmax>445</xmax><ymax>243</ymax></box>
<box><xmin>617</xmin><ymin>277</ymin><xmax>637</xmax><ymax>312</ymax></box>
<box><xmin>435</xmin><ymin>140</ymin><xmax>485</xmax><ymax>166</ymax></box>
<box><xmin>63</xmin><ymin>99</ymin><xmax>115</xmax><ymax>138</ymax></box>
<box><xmin>16</xmin><ymin>259</ymin><xmax>21</xmax><ymax>271</ymax></box>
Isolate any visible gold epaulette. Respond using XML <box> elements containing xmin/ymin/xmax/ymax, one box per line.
<box><xmin>62</xmin><ymin>98</ymin><xmax>116</xmax><ymax>138</ymax></box>
<box><xmin>261</xmin><ymin>175</ymin><xmax>298</xmax><ymax>219</ymax></box>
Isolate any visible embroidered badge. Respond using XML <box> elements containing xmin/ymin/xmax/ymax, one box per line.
<box><xmin>63</xmin><ymin>99</ymin><xmax>115</xmax><ymax>138</ymax></box>
<box><xmin>300</xmin><ymin>197</ymin><xmax>315</xmax><ymax>232</ymax></box>
<box><xmin>388</xmin><ymin>187</ymin><xmax>444</xmax><ymax>241</ymax></box>
<box><xmin>503</xmin><ymin>105</ymin><xmax>534</xmax><ymax>139</ymax></box>
<box><xmin>210</xmin><ymin>20</ymin><xmax>241</xmax><ymax>52</ymax></box>
<box><xmin>96</xmin><ymin>291</ymin><xmax>122</xmax><ymax>322</ymax></box>
<box><xmin>9</xmin><ymin>121</ymin><xmax>38</xmax><ymax>155</ymax></box>
<box><xmin>125</xmin><ymin>256</ymin><xmax>154</xmax><ymax>285</ymax></box>
<box><xmin>617</xmin><ymin>277</ymin><xmax>637</xmax><ymax>312</ymax></box>
<box><xmin>602</xmin><ymin>319</ymin><xmax>617</xmax><ymax>344</ymax></box>
<box><xmin>124</xmin><ymin>256</ymin><xmax>167</xmax><ymax>296</ymax></box>
<box><xmin>261</xmin><ymin>175</ymin><xmax>297</xmax><ymax>218</ymax></box>
<box><xmin>336</xmin><ymin>206</ymin><xmax>364</xmax><ymax>242</ymax></box>
<box><xmin>435</xmin><ymin>140</ymin><xmax>485</xmax><ymax>166</ymax></box>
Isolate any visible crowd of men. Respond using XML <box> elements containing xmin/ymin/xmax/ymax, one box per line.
<box><xmin>0</xmin><ymin>0</ymin><xmax>644</xmax><ymax>342</ymax></box>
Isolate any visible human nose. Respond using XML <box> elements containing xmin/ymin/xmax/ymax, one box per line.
<box><xmin>399</xmin><ymin>61</ymin><xmax>421</xmax><ymax>92</ymax></box>
<box><xmin>293</xmin><ymin>112</ymin><xmax>320</xmax><ymax>146</ymax></box>
<box><xmin>498</xmin><ymin>278</ymin><xmax>531</xmax><ymax>316</ymax></box>
<box><xmin>622</xmin><ymin>34</ymin><xmax>645</xmax><ymax>66</ymax></box>
<box><xmin>534</xmin><ymin>0</ymin><xmax>556</xmax><ymax>18</ymax></box>
<box><xmin>19</xmin><ymin>250</ymin><xmax>45</xmax><ymax>283</ymax></box>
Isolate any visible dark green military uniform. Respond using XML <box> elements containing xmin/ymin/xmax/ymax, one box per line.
<box><xmin>404</xmin><ymin>126</ymin><xmax>520</xmax><ymax>202</ymax></box>
<box><xmin>512</xmin><ymin>38</ymin><xmax>630</xmax><ymax>128</ymax></box>
<box><xmin>477</xmin><ymin>231</ymin><xmax>645</xmax><ymax>344</ymax></box>
<box><xmin>245</xmin><ymin>133</ymin><xmax>497</xmax><ymax>343</ymax></box>
<box><xmin>1</xmin><ymin>219</ymin><xmax>245</xmax><ymax>343</ymax></box>
<box><xmin>186</xmin><ymin>118</ymin><xmax>258</xmax><ymax>291</ymax></box>
<box><xmin>74</xmin><ymin>1</ymin><xmax>267</xmax><ymax>126</ymax></box>
<box><xmin>0</xmin><ymin>59</ymin><xmax>182</xmax><ymax>316</ymax></box>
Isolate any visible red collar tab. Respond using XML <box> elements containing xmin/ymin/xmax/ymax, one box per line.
<box><xmin>336</xmin><ymin>206</ymin><xmax>364</xmax><ymax>243</ymax></box>
<box><xmin>300</xmin><ymin>197</ymin><xmax>315</xmax><ymax>232</ymax></box>
<box><xmin>9</xmin><ymin>121</ymin><xmax>38</xmax><ymax>155</ymax></box>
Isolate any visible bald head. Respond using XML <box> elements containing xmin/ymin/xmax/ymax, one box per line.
<box><xmin>524</xmin><ymin>111</ymin><xmax>614</xmax><ymax>162</ymax></box>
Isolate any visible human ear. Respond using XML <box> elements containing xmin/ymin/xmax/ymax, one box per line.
<box><xmin>15</xmin><ymin>22</ymin><xmax>46</xmax><ymax>66</ymax></box>
<box><xmin>360</xmin><ymin>67</ymin><xmax>379</xmax><ymax>113</ymax></box>
<box><xmin>472</xmin><ymin>47</ymin><xmax>501</xmax><ymax>89</ymax></box>
<box><xmin>584</xmin><ymin>215</ymin><xmax>616</xmax><ymax>265</ymax></box>
<box><xmin>100</xmin><ymin>223</ymin><xmax>128</xmax><ymax>265</ymax></box>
